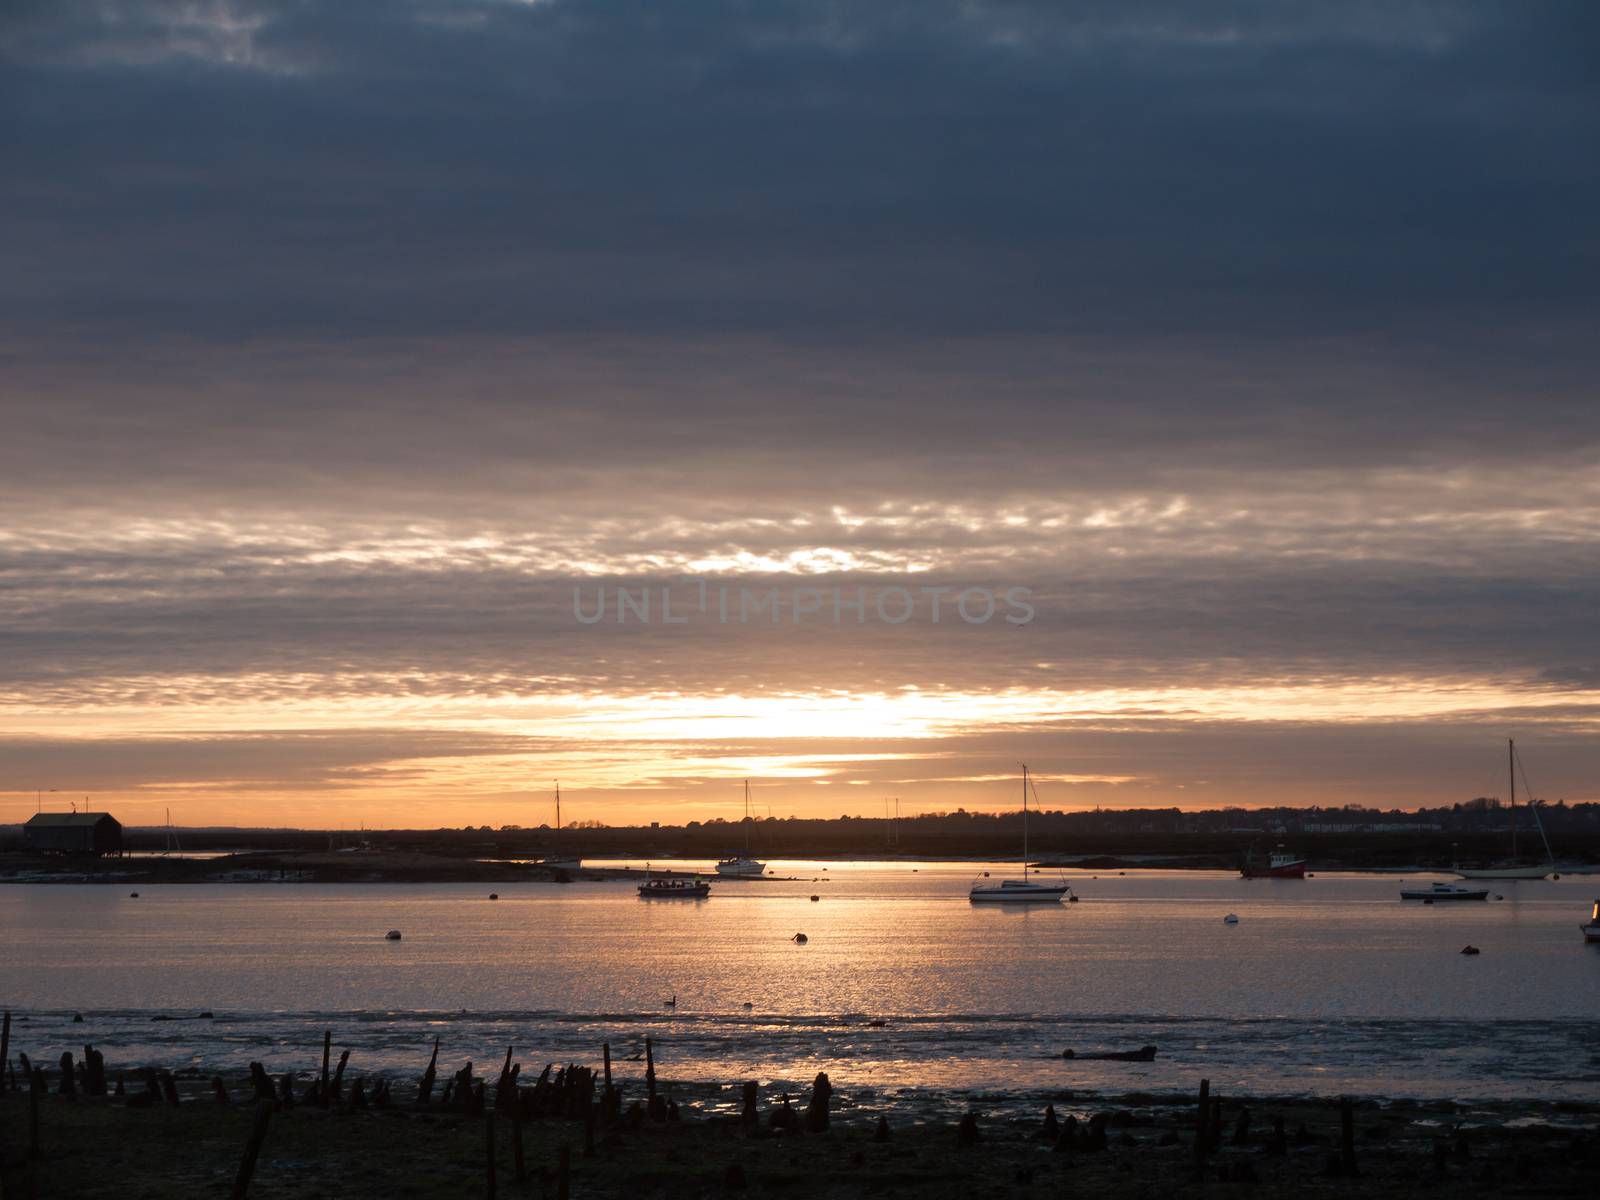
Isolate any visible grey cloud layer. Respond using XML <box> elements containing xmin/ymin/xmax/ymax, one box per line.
<box><xmin>4</xmin><ymin>2</ymin><xmax>1599</xmax><ymax>810</ymax></box>
<box><xmin>3</xmin><ymin>1</ymin><xmax>1597</xmax><ymax>343</ymax></box>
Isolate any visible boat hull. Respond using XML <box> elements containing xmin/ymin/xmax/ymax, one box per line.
<box><xmin>715</xmin><ymin>859</ymin><xmax>766</xmax><ymax>878</ymax></box>
<box><xmin>1454</xmin><ymin>866</ymin><xmax>1550</xmax><ymax>880</ymax></box>
<box><xmin>540</xmin><ymin>858</ymin><xmax>581</xmax><ymax>872</ymax></box>
<box><xmin>969</xmin><ymin>886</ymin><xmax>1070</xmax><ymax>903</ymax></box>
<box><xmin>638</xmin><ymin>883</ymin><xmax>710</xmax><ymax>898</ymax></box>
<box><xmin>1240</xmin><ymin>860</ymin><xmax>1306</xmax><ymax>879</ymax></box>
<box><xmin>1582</xmin><ymin>925</ymin><xmax>1600</xmax><ymax>943</ymax></box>
<box><xmin>1400</xmin><ymin>887</ymin><xmax>1488</xmax><ymax>901</ymax></box>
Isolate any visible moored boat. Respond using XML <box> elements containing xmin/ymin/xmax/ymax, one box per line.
<box><xmin>1453</xmin><ymin>741</ymin><xmax>1555</xmax><ymax>880</ymax></box>
<box><xmin>969</xmin><ymin>765</ymin><xmax>1072</xmax><ymax>903</ymax></box>
<box><xmin>638</xmin><ymin>874</ymin><xmax>710</xmax><ymax>898</ymax></box>
<box><xmin>1400</xmin><ymin>881</ymin><xmax>1489</xmax><ymax>901</ymax></box>
<box><xmin>1240</xmin><ymin>847</ymin><xmax>1307</xmax><ymax>879</ymax></box>
<box><xmin>538</xmin><ymin>781</ymin><xmax>582</xmax><ymax>873</ymax></box>
<box><xmin>1582</xmin><ymin>900</ymin><xmax>1600</xmax><ymax>943</ymax></box>
<box><xmin>716</xmin><ymin>780</ymin><xmax>767</xmax><ymax>877</ymax></box>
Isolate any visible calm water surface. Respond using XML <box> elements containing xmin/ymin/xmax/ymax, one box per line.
<box><xmin>3</xmin><ymin>863</ymin><xmax>1597</xmax><ymax>1114</ymax></box>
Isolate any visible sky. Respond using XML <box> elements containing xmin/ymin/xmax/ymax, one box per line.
<box><xmin>3</xmin><ymin>1</ymin><xmax>1599</xmax><ymax>828</ymax></box>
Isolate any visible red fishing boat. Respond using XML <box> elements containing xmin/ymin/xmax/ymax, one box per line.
<box><xmin>1240</xmin><ymin>847</ymin><xmax>1307</xmax><ymax>879</ymax></box>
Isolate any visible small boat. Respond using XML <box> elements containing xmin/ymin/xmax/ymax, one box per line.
<box><xmin>1400</xmin><ymin>881</ymin><xmax>1489</xmax><ymax>901</ymax></box>
<box><xmin>1582</xmin><ymin>900</ymin><xmax>1600</xmax><ymax>943</ymax></box>
<box><xmin>716</xmin><ymin>781</ymin><xmax>767</xmax><ymax>878</ymax></box>
<box><xmin>1223</xmin><ymin>913</ymin><xmax>1240</xmax><ymax>924</ymax></box>
<box><xmin>970</xmin><ymin>765</ymin><xmax>1072</xmax><ymax>903</ymax></box>
<box><xmin>1454</xmin><ymin>741</ymin><xmax>1556</xmax><ymax>880</ymax></box>
<box><xmin>538</xmin><ymin>780</ymin><xmax>582</xmax><ymax>872</ymax></box>
<box><xmin>385</xmin><ymin>930</ymin><xmax>402</xmax><ymax>940</ymax></box>
<box><xmin>1240</xmin><ymin>846</ymin><xmax>1306</xmax><ymax>879</ymax></box>
<box><xmin>638</xmin><ymin>871</ymin><xmax>710</xmax><ymax>899</ymax></box>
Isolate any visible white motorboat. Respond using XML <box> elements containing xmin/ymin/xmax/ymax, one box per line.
<box><xmin>1453</xmin><ymin>741</ymin><xmax>1555</xmax><ymax>880</ymax></box>
<box><xmin>970</xmin><ymin>765</ymin><xmax>1072</xmax><ymax>903</ymax></box>
<box><xmin>715</xmin><ymin>781</ymin><xmax>767</xmax><ymax>878</ymax></box>
<box><xmin>1582</xmin><ymin>900</ymin><xmax>1600</xmax><ymax>943</ymax></box>
<box><xmin>1400</xmin><ymin>881</ymin><xmax>1489</xmax><ymax>901</ymax></box>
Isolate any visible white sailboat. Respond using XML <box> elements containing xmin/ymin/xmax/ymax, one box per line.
<box><xmin>969</xmin><ymin>765</ymin><xmax>1072</xmax><ymax>902</ymax></box>
<box><xmin>716</xmin><ymin>781</ymin><xmax>766</xmax><ymax>878</ymax></box>
<box><xmin>539</xmin><ymin>780</ymin><xmax>581</xmax><ymax>872</ymax></box>
<box><xmin>1454</xmin><ymin>741</ymin><xmax>1555</xmax><ymax>880</ymax></box>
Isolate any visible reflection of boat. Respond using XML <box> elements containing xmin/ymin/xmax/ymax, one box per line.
<box><xmin>1582</xmin><ymin>901</ymin><xmax>1600</xmax><ymax>943</ymax></box>
<box><xmin>1454</xmin><ymin>741</ymin><xmax>1554</xmax><ymax>880</ymax></box>
<box><xmin>539</xmin><ymin>780</ymin><xmax>582</xmax><ymax>872</ymax></box>
<box><xmin>638</xmin><ymin>871</ymin><xmax>710</xmax><ymax>899</ymax></box>
<box><xmin>716</xmin><ymin>781</ymin><xmax>767</xmax><ymax>878</ymax></box>
<box><xmin>970</xmin><ymin>765</ymin><xmax>1072</xmax><ymax>902</ymax></box>
<box><xmin>1400</xmin><ymin>881</ymin><xmax>1489</xmax><ymax>901</ymax></box>
<box><xmin>1240</xmin><ymin>847</ymin><xmax>1306</xmax><ymax>879</ymax></box>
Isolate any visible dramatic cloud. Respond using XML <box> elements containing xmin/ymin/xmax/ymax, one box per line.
<box><xmin>3</xmin><ymin>2</ymin><xmax>1598</xmax><ymax>823</ymax></box>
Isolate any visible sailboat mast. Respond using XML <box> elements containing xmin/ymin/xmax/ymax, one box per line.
<box><xmin>1022</xmin><ymin>763</ymin><xmax>1029</xmax><ymax>872</ymax></box>
<box><xmin>744</xmin><ymin>780</ymin><xmax>751</xmax><ymax>853</ymax></box>
<box><xmin>555</xmin><ymin>780</ymin><xmax>561</xmax><ymax>832</ymax></box>
<box><xmin>1509</xmin><ymin>739</ymin><xmax>1517</xmax><ymax>860</ymax></box>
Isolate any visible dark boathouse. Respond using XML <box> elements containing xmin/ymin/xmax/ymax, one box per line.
<box><xmin>23</xmin><ymin>812</ymin><xmax>123</xmax><ymax>856</ymax></box>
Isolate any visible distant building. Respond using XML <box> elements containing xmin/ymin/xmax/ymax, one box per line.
<box><xmin>23</xmin><ymin>812</ymin><xmax>123</xmax><ymax>856</ymax></box>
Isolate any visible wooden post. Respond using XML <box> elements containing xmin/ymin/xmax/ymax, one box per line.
<box><xmin>557</xmin><ymin>1143</ymin><xmax>571</xmax><ymax>1200</ymax></box>
<box><xmin>0</xmin><ymin>1010</ymin><xmax>10</xmax><ymax>1095</ymax></box>
<box><xmin>331</xmin><ymin>1050</ymin><xmax>350</xmax><ymax>1102</ymax></box>
<box><xmin>602</xmin><ymin>1042</ymin><xmax>612</xmax><ymax>1090</ymax></box>
<box><xmin>320</xmin><ymin>1031</ymin><xmax>331</xmax><ymax>1108</ymax></box>
<box><xmin>29</xmin><ymin>1070</ymin><xmax>42</xmax><ymax>1159</ymax></box>
<box><xmin>644</xmin><ymin>1038</ymin><xmax>655</xmax><ymax>1102</ymax></box>
<box><xmin>512</xmin><ymin>1106</ymin><xmax>526</xmax><ymax>1183</ymax></box>
<box><xmin>1194</xmin><ymin>1078</ymin><xmax>1210</xmax><ymax>1162</ymax></box>
<box><xmin>484</xmin><ymin>1111</ymin><xmax>496</xmax><ymax>1199</ymax></box>
<box><xmin>1340</xmin><ymin>1096</ymin><xmax>1357</xmax><ymax>1174</ymax></box>
<box><xmin>230</xmin><ymin>1100</ymin><xmax>274</xmax><ymax>1199</ymax></box>
<box><xmin>419</xmin><ymin>1036</ymin><xmax>440</xmax><ymax>1104</ymax></box>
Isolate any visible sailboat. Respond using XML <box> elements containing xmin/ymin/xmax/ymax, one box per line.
<box><xmin>715</xmin><ymin>781</ymin><xmax>767</xmax><ymax>878</ymax></box>
<box><xmin>539</xmin><ymin>781</ymin><xmax>582</xmax><ymax>872</ymax></box>
<box><xmin>1454</xmin><ymin>741</ymin><xmax>1555</xmax><ymax>880</ymax></box>
<box><xmin>969</xmin><ymin>765</ymin><xmax>1072</xmax><ymax>902</ymax></box>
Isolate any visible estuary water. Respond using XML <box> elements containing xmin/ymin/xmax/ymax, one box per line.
<box><xmin>3</xmin><ymin>864</ymin><xmax>1597</xmax><ymax>1115</ymax></box>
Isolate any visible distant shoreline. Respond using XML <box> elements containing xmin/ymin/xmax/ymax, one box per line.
<box><xmin>2</xmin><ymin>849</ymin><xmax>1595</xmax><ymax>885</ymax></box>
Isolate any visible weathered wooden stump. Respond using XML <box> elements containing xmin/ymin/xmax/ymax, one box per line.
<box><xmin>1232</xmin><ymin>1106</ymin><xmax>1252</xmax><ymax>1146</ymax></box>
<box><xmin>212</xmin><ymin>1076</ymin><xmax>231</xmax><ymax>1105</ymax></box>
<box><xmin>769</xmin><ymin>1095</ymin><xmax>798</xmax><ymax>1133</ymax></box>
<box><xmin>57</xmin><ymin>1052</ymin><xmax>77</xmax><ymax>1100</ymax></box>
<box><xmin>417</xmin><ymin>1037</ymin><xmax>441</xmax><ymax>1105</ymax></box>
<box><xmin>1267</xmin><ymin>1114</ymin><xmax>1287</xmax><ymax>1156</ymax></box>
<box><xmin>740</xmin><ymin>1081</ymin><xmax>759</xmax><ymax>1130</ymax></box>
<box><xmin>330</xmin><ymin>1049</ymin><xmax>350</xmax><ymax>1102</ymax></box>
<box><xmin>1039</xmin><ymin>1103</ymin><xmax>1059</xmax><ymax>1140</ymax></box>
<box><xmin>229</xmin><ymin>1100</ymin><xmax>273</xmax><ymax>1199</ymax></box>
<box><xmin>957</xmin><ymin>1112</ymin><xmax>981</xmax><ymax>1145</ymax></box>
<box><xmin>874</xmin><ymin>1114</ymin><xmax>890</xmax><ymax>1143</ymax></box>
<box><xmin>248</xmin><ymin>1062</ymin><xmax>275</xmax><ymax>1103</ymax></box>
<box><xmin>803</xmin><ymin>1072</ymin><xmax>832</xmax><ymax>1132</ymax></box>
